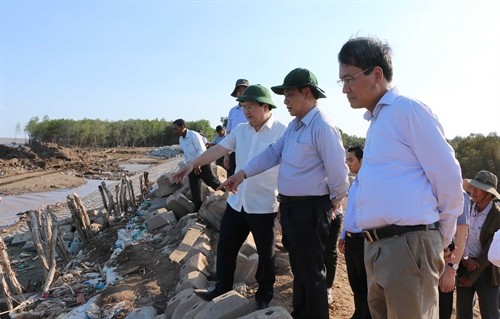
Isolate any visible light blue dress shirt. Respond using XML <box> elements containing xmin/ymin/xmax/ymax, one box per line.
<box><xmin>355</xmin><ymin>87</ymin><xmax>463</xmax><ymax>246</ymax></box>
<box><xmin>226</xmin><ymin>105</ymin><xmax>247</xmax><ymax>133</ymax></box>
<box><xmin>243</xmin><ymin>106</ymin><xmax>349</xmax><ymax>205</ymax></box>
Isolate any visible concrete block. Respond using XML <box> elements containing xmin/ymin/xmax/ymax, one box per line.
<box><xmin>124</xmin><ymin>306</ymin><xmax>157</xmax><ymax>319</ymax></box>
<box><xmin>166</xmin><ymin>192</ymin><xmax>196</xmax><ymax>219</ymax></box>
<box><xmin>171</xmin><ymin>292</ymin><xmax>207</xmax><ymax>319</ymax></box>
<box><xmin>184</xmin><ymin>300</ymin><xmax>210</xmax><ymax>319</ymax></box>
<box><xmin>175</xmin><ymin>271</ymin><xmax>208</xmax><ymax>293</ymax></box>
<box><xmin>179</xmin><ymin>252</ymin><xmax>210</xmax><ymax>279</ymax></box>
<box><xmin>148</xmin><ymin>197</ymin><xmax>167</xmax><ymax>211</ymax></box>
<box><xmin>146</xmin><ymin>208</ymin><xmax>175</xmax><ymax>232</ymax></box>
<box><xmin>194</xmin><ymin>290</ymin><xmax>252</xmax><ymax>319</ymax></box>
<box><xmin>156</xmin><ymin>173</ymin><xmax>180</xmax><ymax>197</ymax></box>
<box><xmin>239</xmin><ymin>233</ymin><xmax>257</xmax><ymax>256</ymax></box>
<box><xmin>184</xmin><ymin>234</ymin><xmax>211</xmax><ymax>261</ymax></box>
<box><xmin>21</xmin><ymin>241</ymin><xmax>36</xmax><ymax>253</ymax></box>
<box><xmin>169</xmin><ymin>223</ymin><xmax>206</xmax><ymax>264</ymax></box>
<box><xmin>10</xmin><ymin>232</ymin><xmax>32</xmax><ymax>246</ymax></box>
<box><xmin>197</xmin><ymin>193</ymin><xmax>229</xmax><ymax>231</ymax></box>
<box><xmin>236</xmin><ymin>306</ymin><xmax>293</xmax><ymax>319</ymax></box>
<box><xmin>234</xmin><ymin>253</ymin><xmax>258</xmax><ymax>285</ymax></box>
<box><xmin>213</xmin><ymin>164</ymin><xmax>227</xmax><ymax>181</ymax></box>
<box><xmin>165</xmin><ymin>288</ymin><xmax>195</xmax><ymax>319</ymax></box>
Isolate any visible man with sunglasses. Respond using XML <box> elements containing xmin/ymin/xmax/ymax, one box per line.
<box><xmin>172</xmin><ymin>84</ymin><xmax>286</xmax><ymax>310</ymax></box>
<box><xmin>337</xmin><ymin>37</ymin><xmax>463</xmax><ymax>318</ymax></box>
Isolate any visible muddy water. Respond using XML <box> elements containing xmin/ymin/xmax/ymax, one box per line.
<box><xmin>0</xmin><ymin>179</ymin><xmax>106</xmax><ymax>226</ymax></box>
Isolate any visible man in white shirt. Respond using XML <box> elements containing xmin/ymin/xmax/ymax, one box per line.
<box><xmin>337</xmin><ymin>36</ymin><xmax>463</xmax><ymax>318</ymax></box>
<box><xmin>173</xmin><ymin>85</ymin><xmax>286</xmax><ymax>310</ymax></box>
<box><xmin>172</xmin><ymin>119</ymin><xmax>221</xmax><ymax>211</ymax></box>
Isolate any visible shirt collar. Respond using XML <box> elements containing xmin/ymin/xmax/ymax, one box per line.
<box><xmin>296</xmin><ymin>106</ymin><xmax>319</xmax><ymax>127</ymax></box>
<box><xmin>473</xmin><ymin>201</ymin><xmax>493</xmax><ymax>216</ymax></box>
<box><xmin>363</xmin><ymin>87</ymin><xmax>400</xmax><ymax>121</ymax></box>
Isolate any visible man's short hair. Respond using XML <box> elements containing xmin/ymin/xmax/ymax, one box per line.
<box><xmin>347</xmin><ymin>145</ymin><xmax>364</xmax><ymax>160</ymax></box>
<box><xmin>215</xmin><ymin>125</ymin><xmax>224</xmax><ymax>132</ymax></box>
<box><xmin>338</xmin><ymin>36</ymin><xmax>393</xmax><ymax>82</ymax></box>
<box><xmin>173</xmin><ymin>119</ymin><xmax>185</xmax><ymax>127</ymax></box>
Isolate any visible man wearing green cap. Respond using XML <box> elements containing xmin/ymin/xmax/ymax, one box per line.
<box><xmin>172</xmin><ymin>84</ymin><xmax>286</xmax><ymax>310</ymax></box>
<box><xmin>220</xmin><ymin>68</ymin><xmax>350</xmax><ymax>319</ymax></box>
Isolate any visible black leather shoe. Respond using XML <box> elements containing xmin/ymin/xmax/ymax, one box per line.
<box><xmin>194</xmin><ymin>289</ymin><xmax>222</xmax><ymax>301</ymax></box>
<box><xmin>256</xmin><ymin>301</ymin><xmax>269</xmax><ymax>310</ymax></box>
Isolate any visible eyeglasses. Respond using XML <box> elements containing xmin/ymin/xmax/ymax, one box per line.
<box><xmin>337</xmin><ymin>66</ymin><xmax>375</xmax><ymax>87</ymax></box>
<box><xmin>241</xmin><ymin>104</ymin><xmax>259</xmax><ymax>112</ymax></box>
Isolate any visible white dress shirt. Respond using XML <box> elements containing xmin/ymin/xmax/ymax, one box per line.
<box><xmin>219</xmin><ymin>115</ymin><xmax>286</xmax><ymax>214</ymax></box>
<box><xmin>243</xmin><ymin>106</ymin><xmax>349</xmax><ymax>205</ymax></box>
<box><xmin>355</xmin><ymin>87</ymin><xmax>463</xmax><ymax>246</ymax></box>
<box><xmin>178</xmin><ymin>129</ymin><xmax>206</xmax><ymax>164</ymax></box>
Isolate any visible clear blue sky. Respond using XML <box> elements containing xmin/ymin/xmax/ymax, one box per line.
<box><xmin>1</xmin><ymin>0</ymin><xmax>499</xmax><ymax>139</ymax></box>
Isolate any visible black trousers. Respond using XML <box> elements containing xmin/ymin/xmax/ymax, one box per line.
<box><xmin>457</xmin><ymin>266</ymin><xmax>500</xmax><ymax>319</ymax></box>
<box><xmin>214</xmin><ymin>204</ymin><xmax>277</xmax><ymax>303</ymax></box>
<box><xmin>188</xmin><ymin>164</ymin><xmax>221</xmax><ymax>210</ymax></box>
<box><xmin>227</xmin><ymin>152</ymin><xmax>236</xmax><ymax>177</ymax></box>
<box><xmin>345</xmin><ymin>235</ymin><xmax>371</xmax><ymax>319</ymax></box>
<box><xmin>280</xmin><ymin>195</ymin><xmax>331</xmax><ymax>319</ymax></box>
<box><xmin>324</xmin><ymin>214</ymin><xmax>342</xmax><ymax>289</ymax></box>
<box><xmin>439</xmin><ymin>289</ymin><xmax>453</xmax><ymax>319</ymax></box>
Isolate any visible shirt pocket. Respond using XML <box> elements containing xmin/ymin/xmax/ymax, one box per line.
<box><xmin>283</xmin><ymin>142</ymin><xmax>316</xmax><ymax>168</ymax></box>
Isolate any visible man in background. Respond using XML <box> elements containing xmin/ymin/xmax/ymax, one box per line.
<box><xmin>206</xmin><ymin>125</ymin><xmax>226</xmax><ymax>167</ymax></box>
<box><xmin>172</xmin><ymin>119</ymin><xmax>221</xmax><ymax>211</ymax></box>
<box><xmin>225</xmin><ymin>78</ymin><xmax>249</xmax><ymax>176</ymax></box>
<box><xmin>338</xmin><ymin>145</ymin><xmax>371</xmax><ymax>319</ymax></box>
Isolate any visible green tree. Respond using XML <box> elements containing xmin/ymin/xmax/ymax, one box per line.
<box><xmin>454</xmin><ymin>133</ymin><xmax>500</xmax><ymax>179</ymax></box>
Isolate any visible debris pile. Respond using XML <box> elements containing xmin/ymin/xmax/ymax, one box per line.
<box><xmin>2</xmin><ymin>164</ymin><xmax>293</xmax><ymax>318</ymax></box>
<box><xmin>147</xmin><ymin>146</ymin><xmax>183</xmax><ymax>159</ymax></box>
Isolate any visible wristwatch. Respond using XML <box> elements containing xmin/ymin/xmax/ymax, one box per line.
<box><xmin>447</xmin><ymin>263</ymin><xmax>459</xmax><ymax>270</ymax></box>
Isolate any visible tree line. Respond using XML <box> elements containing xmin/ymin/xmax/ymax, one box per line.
<box><xmin>24</xmin><ymin>116</ymin><xmax>498</xmax><ymax>180</ymax></box>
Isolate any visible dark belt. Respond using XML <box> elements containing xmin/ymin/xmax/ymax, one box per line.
<box><xmin>276</xmin><ymin>194</ymin><xmax>328</xmax><ymax>203</ymax></box>
<box><xmin>346</xmin><ymin>231</ymin><xmax>365</xmax><ymax>238</ymax></box>
<box><xmin>363</xmin><ymin>223</ymin><xmax>438</xmax><ymax>243</ymax></box>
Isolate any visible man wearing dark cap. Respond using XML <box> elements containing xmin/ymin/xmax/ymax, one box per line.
<box><xmin>173</xmin><ymin>84</ymin><xmax>286</xmax><ymax>310</ymax></box>
<box><xmin>220</xmin><ymin>68</ymin><xmax>349</xmax><ymax>319</ymax></box>
<box><xmin>457</xmin><ymin>170</ymin><xmax>500</xmax><ymax>318</ymax></box>
<box><xmin>224</xmin><ymin>79</ymin><xmax>249</xmax><ymax>176</ymax></box>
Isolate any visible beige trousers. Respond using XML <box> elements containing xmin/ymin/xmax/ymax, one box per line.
<box><xmin>364</xmin><ymin>230</ymin><xmax>444</xmax><ymax>319</ymax></box>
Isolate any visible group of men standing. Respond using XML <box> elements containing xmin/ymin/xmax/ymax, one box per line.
<box><xmin>172</xmin><ymin>36</ymin><xmax>499</xmax><ymax>319</ymax></box>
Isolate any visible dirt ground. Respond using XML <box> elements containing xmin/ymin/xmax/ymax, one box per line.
<box><xmin>0</xmin><ymin>142</ymin><xmax>162</xmax><ymax>196</ymax></box>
